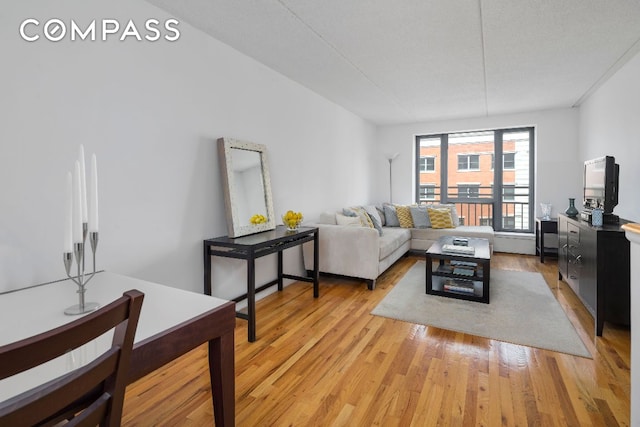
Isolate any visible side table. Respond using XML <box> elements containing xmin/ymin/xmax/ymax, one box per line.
<box><xmin>535</xmin><ymin>217</ymin><xmax>558</xmax><ymax>263</ymax></box>
<box><xmin>204</xmin><ymin>225</ymin><xmax>319</xmax><ymax>342</ymax></box>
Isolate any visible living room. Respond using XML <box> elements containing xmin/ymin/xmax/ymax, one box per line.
<box><xmin>1</xmin><ymin>1</ymin><xmax>639</xmax><ymax>425</ymax></box>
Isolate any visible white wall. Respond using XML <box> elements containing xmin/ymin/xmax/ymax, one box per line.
<box><xmin>0</xmin><ymin>0</ymin><xmax>376</xmax><ymax>300</ymax></box>
<box><xmin>375</xmin><ymin>108</ymin><xmax>582</xmax><ymax>252</ymax></box>
<box><xmin>578</xmin><ymin>50</ymin><xmax>640</xmax><ymax>426</ymax></box>
<box><xmin>579</xmin><ymin>52</ymin><xmax>640</xmax><ymax>223</ymax></box>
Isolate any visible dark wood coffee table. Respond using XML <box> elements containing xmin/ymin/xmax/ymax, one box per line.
<box><xmin>426</xmin><ymin>236</ymin><xmax>491</xmax><ymax>303</ymax></box>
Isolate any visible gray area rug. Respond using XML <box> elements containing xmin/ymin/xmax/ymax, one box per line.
<box><xmin>372</xmin><ymin>261</ymin><xmax>591</xmax><ymax>358</ymax></box>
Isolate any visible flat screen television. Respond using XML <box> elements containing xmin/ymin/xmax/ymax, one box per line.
<box><xmin>583</xmin><ymin>155</ymin><xmax>619</xmax><ymax>214</ymax></box>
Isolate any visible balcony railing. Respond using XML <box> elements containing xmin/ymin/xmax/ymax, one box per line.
<box><xmin>417</xmin><ymin>185</ymin><xmax>531</xmax><ymax>231</ymax></box>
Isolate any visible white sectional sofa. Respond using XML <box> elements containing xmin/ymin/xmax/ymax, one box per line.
<box><xmin>302</xmin><ymin>205</ymin><xmax>494</xmax><ymax>290</ymax></box>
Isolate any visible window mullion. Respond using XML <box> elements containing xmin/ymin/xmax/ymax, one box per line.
<box><xmin>441</xmin><ymin>134</ymin><xmax>448</xmax><ymax>203</ymax></box>
<box><xmin>494</xmin><ymin>130</ymin><xmax>503</xmax><ymax>231</ymax></box>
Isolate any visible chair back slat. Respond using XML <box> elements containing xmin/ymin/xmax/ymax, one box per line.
<box><xmin>0</xmin><ymin>289</ymin><xmax>144</xmax><ymax>427</ymax></box>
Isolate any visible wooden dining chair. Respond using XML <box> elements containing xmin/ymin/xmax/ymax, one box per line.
<box><xmin>0</xmin><ymin>289</ymin><xmax>144</xmax><ymax>427</ymax></box>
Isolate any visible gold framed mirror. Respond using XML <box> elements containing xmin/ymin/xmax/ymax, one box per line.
<box><xmin>217</xmin><ymin>137</ymin><xmax>275</xmax><ymax>237</ymax></box>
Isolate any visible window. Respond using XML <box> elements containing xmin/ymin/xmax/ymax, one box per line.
<box><xmin>503</xmin><ymin>185</ymin><xmax>515</xmax><ymax>201</ymax></box>
<box><xmin>503</xmin><ymin>153</ymin><xmax>515</xmax><ymax>169</ymax></box>
<box><xmin>491</xmin><ymin>153</ymin><xmax>516</xmax><ymax>170</ymax></box>
<box><xmin>503</xmin><ymin>216</ymin><xmax>516</xmax><ymax>229</ymax></box>
<box><xmin>414</xmin><ymin>127</ymin><xmax>534</xmax><ymax>233</ymax></box>
<box><xmin>419</xmin><ymin>184</ymin><xmax>436</xmax><ymax>201</ymax></box>
<box><xmin>479</xmin><ymin>217</ymin><xmax>493</xmax><ymax>226</ymax></box>
<box><xmin>457</xmin><ymin>184</ymin><xmax>479</xmax><ymax>199</ymax></box>
<box><xmin>419</xmin><ymin>156</ymin><xmax>435</xmax><ymax>172</ymax></box>
<box><xmin>458</xmin><ymin>154</ymin><xmax>479</xmax><ymax>170</ymax></box>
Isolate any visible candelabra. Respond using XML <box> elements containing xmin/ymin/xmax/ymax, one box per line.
<box><xmin>63</xmin><ymin>224</ymin><xmax>99</xmax><ymax>315</ymax></box>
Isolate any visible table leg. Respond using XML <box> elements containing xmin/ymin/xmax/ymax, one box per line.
<box><xmin>313</xmin><ymin>230</ymin><xmax>319</xmax><ymax>298</ymax></box>
<box><xmin>484</xmin><ymin>260</ymin><xmax>491</xmax><ymax>304</ymax></box>
<box><xmin>277</xmin><ymin>251</ymin><xmax>283</xmax><ymax>291</ymax></box>
<box><xmin>540</xmin><ymin>227</ymin><xmax>546</xmax><ymax>263</ymax></box>
<box><xmin>247</xmin><ymin>254</ymin><xmax>256</xmax><ymax>342</ymax></box>
<box><xmin>208</xmin><ymin>331</ymin><xmax>235</xmax><ymax>427</ymax></box>
<box><xmin>204</xmin><ymin>242</ymin><xmax>212</xmax><ymax>295</ymax></box>
<box><xmin>426</xmin><ymin>255</ymin><xmax>433</xmax><ymax>294</ymax></box>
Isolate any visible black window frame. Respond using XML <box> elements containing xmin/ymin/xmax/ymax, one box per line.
<box><xmin>414</xmin><ymin>127</ymin><xmax>535</xmax><ymax>233</ymax></box>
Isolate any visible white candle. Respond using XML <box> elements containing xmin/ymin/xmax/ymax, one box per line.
<box><xmin>79</xmin><ymin>145</ymin><xmax>88</xmax><ymax>224</ymax></box>
<box><xmin>72</xmin><ymin>161</ymin><xmax>83</xmax><ymax>244</ymax></box>
<box><xmin>64</xmin><ymin>172</ymin><xmax>73</xmax><ymax>253</ymax></box>
<box><xmin>89</xmin><ymin>154</ymin><xmax>99</xmax><ymax>232</ymax></box>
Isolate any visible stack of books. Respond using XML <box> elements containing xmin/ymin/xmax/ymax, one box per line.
<box><xmin>443</xmin><ymin>279</ymin><xmax>475</xmax><ymax>295</ymax></box>
<box><xmin>453</xmin><ymin>266</ymin><xmax>475</xmax><ymax>277</ymax></box>
<box><xmin>442</xmin><ymin>244</ymin><xmax>475</xmax><ymax>255</ymax></box>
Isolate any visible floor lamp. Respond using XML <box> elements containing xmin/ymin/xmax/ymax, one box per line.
<box><xmin>387</xmin><ymin>152</ymin><xmax>399</xmax><ymax>203</ymax></box>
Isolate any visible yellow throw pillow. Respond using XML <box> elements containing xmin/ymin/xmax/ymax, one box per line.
<box><xmin>395</xmin><ymin>205</ymin><xmax>414</xmax><ymax>228</ymax></box>
<box><xmin>427</xmin><ymin>207</ymin><xmax>455</xmax><ymax>229</ymax></box>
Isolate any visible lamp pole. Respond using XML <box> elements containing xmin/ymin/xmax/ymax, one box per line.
<box><xmin>387</xmin><ymin>153</ymin><xmax>399</xmax><ymax>203</ymax></box>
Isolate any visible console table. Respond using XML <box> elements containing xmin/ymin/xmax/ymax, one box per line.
<box><xmin>204</xmin><ymin>225</ymin><xmax>319</xmax><ymax>342</ymax></box>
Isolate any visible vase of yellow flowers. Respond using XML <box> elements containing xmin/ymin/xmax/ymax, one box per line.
<box><xmin>282</xmin><ymin>210</ymin><xmax>303</xmax><ymax>231</ymax></box>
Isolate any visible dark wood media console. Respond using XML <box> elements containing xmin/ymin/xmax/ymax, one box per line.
<box><xmin>557</xmin><ymin>213</ymin><xmax>630</xmax><ymax>336</ymax></box>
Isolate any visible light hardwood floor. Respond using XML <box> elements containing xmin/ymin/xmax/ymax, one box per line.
<box><xmin>121</xmin><ymin>253</ymin><xmax>630</xmax><ymax>426</ymax></box>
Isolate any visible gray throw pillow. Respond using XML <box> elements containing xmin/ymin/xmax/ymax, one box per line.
<box><xmin>363</xmin><ymin>205</ymin><xmax>383</xmax><ymax>235</ymax></box>
<box><xmin>409</xmin><ymin>205</ymin><xmax>431</xmax><ymax>228</ymax></box>
<box><xmin>383</xmin><ymin>203</ymin><xmax>400</xmax><ymax>227</ymax></box>
<box><xmin>376</xmin><ymin>206</ymin><xmax>386</xmax><ymax>226</ymax></box>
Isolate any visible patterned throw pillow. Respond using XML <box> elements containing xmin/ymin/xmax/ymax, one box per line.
<box><xmin>427</xmin><ymin>204</ymin><xmax>459</xmax><ymax>226</ymax></box>
<box><xmin>395</xmin><ymin>205</ymin><xmax>414</xmax><ymax>228</ymax></box>
<box><xmin>427</xmin><ymin>207</ymin><xmax>455</xmax><ymax>229</ymax></box>
<box><xmin>344</xmin><ymin>207</ymin><xmax>375</xmax><ymax>229</ymax></box>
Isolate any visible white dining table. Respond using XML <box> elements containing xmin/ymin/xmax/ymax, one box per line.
<box><xmin>0</xmin><ymin>271</ymin><xmax>236</xmax><ymax>426</ymax></box>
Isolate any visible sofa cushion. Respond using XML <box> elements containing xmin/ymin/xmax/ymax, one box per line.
<box><xmin>396</xmin><ymin>205</ymin><xmax>414</xmax><ymax>228</ymax></box>
<box><xmin>379</xmin><ymin>227</ymin><xmax>412</xmax><ymax>260</ymax></box>
<box><xmin>344</xmin><ymin>207</ymin><xmax>376</xmax><ymax>230</ymax></box>
<box><xmin>427</xmin><ymin>207</ymin><xmax>455</xmax><ymax>229</ymax></box>
<box><xmin>411</xmin><ymin>225</ymin><xmax>495</xmax><ymax>245</ymax></box>
<box><xmin>409</xmin><ymin>205</ymin><xmax>430</xmax><ymax>228</ymax></box>
<box><xmin>426</xmin><ymin>203</ymin><xmax>459</xmax><ymax>226</ymax></box>
<box><xmin>383</xmin><ymin>203</ymin><xmax>400</xmax><ymax>227</ymax></box>
<box><xmin>363</xmin><ymin>205</ymin><xmax>384</xmax><ymax>235</ymax></box>
<box><xmin>376</xmin><ymin>206</ymin><xmax>386</xmax><ymax>226</ymax></box>
<box><xmin>336</xmin><ymin>213</ymin><xmax>362</xmax><ymax>226</ymax></box>
<box><xmin>318</xmin><ymin>211</ymin><xmax>338</xmax><ymax>225</ymax></box>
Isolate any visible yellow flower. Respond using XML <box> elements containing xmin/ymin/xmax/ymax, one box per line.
<box><xmin>250</xmin><ymin>214</ymin><xmax>267</xmax><ymax>225</ymax></box>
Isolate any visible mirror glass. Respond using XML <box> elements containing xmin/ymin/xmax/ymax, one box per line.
<box><xmin>218</xmin><ymin>138</ymin><xmax>275</xmax><ymax>237</ymax></box>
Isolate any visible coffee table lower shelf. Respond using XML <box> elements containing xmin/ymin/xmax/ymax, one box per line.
<box><xmin>426</xmin><ymin>256</ymin><xmax>491</xmax><ymax>304</ymax></box>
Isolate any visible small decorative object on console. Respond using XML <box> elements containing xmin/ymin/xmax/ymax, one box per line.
<box><xmin>540</xmin><ymin>203</ymin><xmax>552</xmax><ymax>220</ymax></box>
<box><xmin>282</xmin><ymin>210</ymin><xmax>303</xmax><ymax>230</ymax></box>
<box><xmin>453</xmin><ymin>237</ymin><xmax>469</xmax><ymax>246</ymax></box>
<box><xmin>565</xmin><ymin>198</ymin><xmax>579</xmax><ymax>217</ymax></box>
<box><xmin>591</xmin><ymin>207</ymin><xmax>603</xmax><ymax>227</ymax></box>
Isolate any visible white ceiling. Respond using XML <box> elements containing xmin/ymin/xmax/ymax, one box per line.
<box><xmin>147</xmin><ymin>0</ymin><xmax>640</xmax><ymax>125</ymax></box>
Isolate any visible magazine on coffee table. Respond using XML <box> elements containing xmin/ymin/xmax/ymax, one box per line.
<box><xmin>442</xmin><ymin>244</ymin><xmax>475</xmax><ymax>255</ymax></box>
